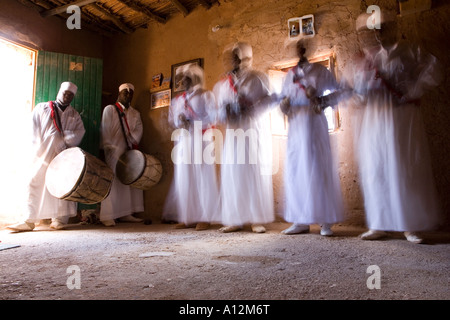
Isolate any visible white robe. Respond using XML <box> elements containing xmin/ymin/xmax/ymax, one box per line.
<box><xmin>350</xmin><ymin>41</ymin><xmax>442</xmax><ymax>232</ymax></box>
<box><xmin>214</xmin><ymin>69</ymin><xmax>274</xmax><ymax>226</ymax></box>
<box><xmin>100</xmin><ymin>103</ymin><xmax>144</xmax><ymax>221</ymax></box>
<box><xmin>163</xmin><ymin>86</ymin><xmax>220</xmax><ymax>225</ymax></box>
<box><xmin>26</xmin><ymin>102</ymin><xmax>85</xmax><ymax>222</ymax></box>
<box><xmin>280</xmin><ymin>62</ymin><xmax>345</xmax><ymax>225</ymax></box>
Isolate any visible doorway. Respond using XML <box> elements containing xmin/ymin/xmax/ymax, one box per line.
<box><xmin>0</xmin><ymin>38</ymin><xmax>37</xmax><ymax>225</ymax></box>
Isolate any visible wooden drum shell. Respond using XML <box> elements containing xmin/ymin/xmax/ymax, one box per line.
<box><xmin>46</xmin><ymin>147</ymin><xmax>114</xmax><ymax>204</ymax></box>
<box><xmin>116</xmin><ymin>150</ymin><xmax>162</xmax><ymax>190</ymax></box>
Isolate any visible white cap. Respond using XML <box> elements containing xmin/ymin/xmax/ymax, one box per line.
<box><xmin>59</xmin><ymin>81</ymin><xmax>77</xmax><ymax>95</ymax></box>
<box><xmin>119</xmin><ymin>83</ymin><xmax>135</xmax><ymax>92</ymax></box>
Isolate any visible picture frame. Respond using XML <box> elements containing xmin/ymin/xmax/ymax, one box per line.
<box><xmin>151</xmin><ymin>73</ymin><xmax>163</xmax><ymax>89</ymax></box>
<box><xmin>150</xmin><ymin>89</ymin><xmax>171</xmax><ymax>110</ymax></box>
<box><xmin>171</xmin><ymin>58</ymin><xmax>203</xmax><ymax>97</ymax></box>
<box><xmin>301</xmin><ymin>15</ymin><xmax>315</xmax><ymax>37</ymax></box>
<box><xmin>288</xmin><ymin>14</ymin><xmax>315</xmax><ymax>39</ymax></box>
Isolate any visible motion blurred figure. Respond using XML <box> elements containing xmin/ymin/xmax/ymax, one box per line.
<box><xmin>278</xmin><ymin>39</ymin><xmax>345</xmax><ymax>236</ymax></box>
<box><xmin>164</xmin><ymin>64</ymin><xmax>220</xmax><ymax>230</ymax></box>
<box><xmin>345</xmin><ymin>13</ymin><xmax>443</xmax><ymax>243</ymax></box>
<box><xmin>213</xmin><ymin>42</ymin><xmax>275</xmax><ymax>233</ymax></box>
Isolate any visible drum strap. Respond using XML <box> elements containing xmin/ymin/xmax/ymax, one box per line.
<box><xmin>114</xmin><ymin>102</ymin><xmax>137</xmax><ymax>150</ymax></box>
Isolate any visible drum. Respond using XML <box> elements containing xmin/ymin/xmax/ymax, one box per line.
<box><xmin>116</xmin><ymin>150</ymin><xmax>162</xmax><ymax>190</ymax></box>
<box><xmin>45</xmin><ymin>147</ymin><xmax>114</xmax><ymax>204</ymax></box>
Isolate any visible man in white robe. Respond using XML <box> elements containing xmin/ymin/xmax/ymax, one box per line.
<box><xmin>7</xmin><ymin>82</ymin><xmax>85</xmax><ymax>231</ymax></box>
<box><xmin>213</xmin><ymin>42</ymin><xmax>275</xmax><ymax>233</ymax></box>
<box><xmin>347</xmin><ymin>14</ymin><xmax>443</xmax><ymax>243</ymax></box>
<box><xmin>100</xmin><ymin>83</ymin><xmax>144</xmax><ymax>226</ymax></box>
<box><xmin>279</xmin><ymin>39</ymin><xmax>345</xmax><ymax>236</ymax></box>
<box><xmin>163</xmin><ymin>64</ymin><xmax>220</xmax><ymax>230</ymax></box>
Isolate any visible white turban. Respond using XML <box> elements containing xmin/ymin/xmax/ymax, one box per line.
<box><xmin>119</xmin><ymin>83</ymin><xmax>135</xmax><ymax>92</ymax></box>
<box><xmin>179</xmin><ymin>64</ymin><xmax>204</xmax><ymax>88</ymax></box>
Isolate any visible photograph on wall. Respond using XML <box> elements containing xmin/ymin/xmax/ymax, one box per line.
<box><xmin>152</xmin><ymin>73</ymin><xmax>162</xmax><ymax>89</ymax></box>
<box><xmin>171</xmin><ymin>58</ymin><xmax>203</xmax><ymax>97</ymax></box>
<box><xmin>151</xmin><ymin>89</ymin><xmax>171</xmax><ymax>110</ymax></box>
<box><xmin>301</xmin><ymin>15</ymin><xmax>315</xmax><ymax>36</ymax></box>
<box><xmin>287</xmin><ymin>14</ymin><xmax>315</xmax><ymax>39</ymax></box>
<box><xmin>288</xmin><ymin>19</ymin><xmax>300</xmax><ymax>37</ymax></box>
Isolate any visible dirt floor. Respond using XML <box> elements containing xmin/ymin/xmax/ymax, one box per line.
<box><xmin>0</xmin><ymin>220</ymin><xmax>449</xmax><ymax>302</ymax></box>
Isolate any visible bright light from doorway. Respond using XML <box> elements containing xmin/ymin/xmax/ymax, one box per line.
<box><xmin>0</xmin><ymin>38</ymin><xmax>36</xmax><ymax>225</ymax></box>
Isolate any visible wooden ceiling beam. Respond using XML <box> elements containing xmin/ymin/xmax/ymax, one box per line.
<box><xmin>118</xmin><ymin>0</ymin><xmax>167</xmax><ymax>24</ymax></box>
<box><xmin>91</xmin><ymin>3</ymin><xmax>134</xmax><ymax>34</ymax></box>
<box><xmin>15</xmin><ymin>0</ymin><xmax>45</xmax><ymax>12</ymax></box>
<box><xmin>169</xmin><ymin>0</ymin><xmax>189</xmax><ymax>16</ymax></box>
<box><xmin>40</xmin><ymin>0</ymin><xmax>99</xmax><ymax>18</ymax></box>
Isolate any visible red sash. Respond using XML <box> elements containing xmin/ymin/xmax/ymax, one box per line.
<box><xmin>182</xmin><ymin>93</ymin><xmax>215</xmax><ymax>134</ymax></box>
<box><xmin>49</xmin><ymin>101</ymin><xmax>62</xmax><ymax>133</ymax></box>
<box><xmin>227</xmin><ymin>74</ymin><xmax>238</xmax><ymax>93</ymax></box>
<box><xmin>293</xmin><ymin>66</ymin><xmax>306</xmax><ymax>91</ymax></box>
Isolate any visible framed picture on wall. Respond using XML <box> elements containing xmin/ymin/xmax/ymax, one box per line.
<box><xmin>151</xmin><ymin>89</ymin><xmax>171</xmax><ymax>110</ymax></box>
<box><xmin>171</xmin><ymin>58</ymin><xmax>203</xmax><ymax>97</ymax></box>
<box><xmin>287</xmin><ymin>14</ymin><xmax>315</xmax><ymax>39</ymax></box>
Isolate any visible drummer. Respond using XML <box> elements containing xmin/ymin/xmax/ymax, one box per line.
<box><xmin>7</xmin><ymin>82</ymin><xmax>86</xmax><ymax>232</ymax></box>
<box><xmin>99</xmin><ymin>83</ymin><xmax>144</xmax><ymax>226</ymax></box>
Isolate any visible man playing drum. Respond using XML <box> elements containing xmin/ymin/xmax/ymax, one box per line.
<box><xmin>99</xmin><ymin>83</ymin><xmax>144</xmax><ymax>226</ymax></box>
<box><xmin>7</xmin><ymin>82</ymin><xmax>85</xmax><ymax>232</ymax></box>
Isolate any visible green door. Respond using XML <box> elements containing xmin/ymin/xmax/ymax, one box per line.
<box><xmin>35</xmin><ymin>51</ymin><xmax>103</xmax><ymax>157</ymax></box>
<box><xmin>35</xmin><ymin>51</ymin><xmax>103</xmax><ymax>211</ymax></box>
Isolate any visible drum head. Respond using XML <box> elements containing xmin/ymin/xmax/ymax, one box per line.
<box><xmin>116</xmin><ymin>150</ymin><xmax>146</xmax><ymax>185</ymax></box>
<box><xmin>45</xmin><ymin>147</ymin><xmax>86</xmax><ymax>199</ymax></box>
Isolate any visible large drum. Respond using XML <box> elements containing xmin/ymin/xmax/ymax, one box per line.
<box><xmin>45</xmin><ymin>147</ymin><xmax>114</xmax><ymax>204</ymax></box>
<box><xmin>116</xmin><ymin>150</ymin><xmax>162</xmax><ymax>190</ymax></box>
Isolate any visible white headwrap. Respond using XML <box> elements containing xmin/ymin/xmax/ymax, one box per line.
<box><xmin>232</xmin><ymin>42</ymin><xmax>253</xmax><ymax>69</ymax></box>
<box><xmin>119</xmin><ymin>83</ymin><xmax>135</xmax><ymax>92</ymax></box>
<box><xmin>56</xmin><ymin>81</ymin><xmax>77</xmax><ymax>105</ymax></box>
